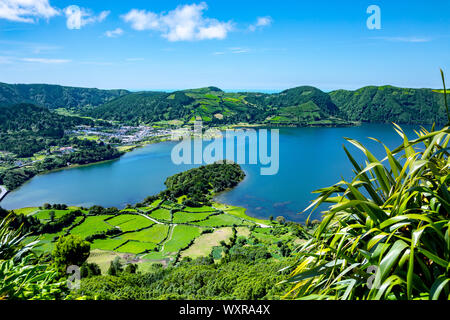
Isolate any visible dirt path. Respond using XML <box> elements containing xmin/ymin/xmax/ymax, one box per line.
<box><xmin>138</xmin><ymin>212</ymin><xmax>163</xmax><ymax>225</ymax></box>
<box><xmin>160</xmin><ymin>224</ymin><xmax>177</xmax><ymax>252</ymax></box>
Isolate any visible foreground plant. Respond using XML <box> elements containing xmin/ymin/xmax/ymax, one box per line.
<box><xmin>0</xmin><ymin>214</ymin><xmax>65</xmax><ymax>300</ymax></box>
<box><xmin>286</xmin><ymin>72</ymin><xmax>450</xmax><ymax>300</ymax></box>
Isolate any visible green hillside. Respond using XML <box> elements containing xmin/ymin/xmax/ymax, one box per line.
<box><xmin>0</xmin><ymin>103</ymin><xmax>93</xmax><ymax>157</ymax></box>
<box><xmin>0</xmin><ymin>81</ymin><xmax>448</xmax><ymax>125</ymax></box>
<box><xmin>330</xmin><ymin>85</ymin><xmax>448</xmax><ymax>124</ymax></box>
<box><xmin>0</xmin><ymin>82</ymin><xmax>129</xmax><ymax>110</ymax></box>
<box><xmin>84</xmin><ymin>86</ymin><xmax>348</xmax><ymax>126</ymax></box>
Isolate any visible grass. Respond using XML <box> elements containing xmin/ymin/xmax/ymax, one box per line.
<box><xmin>172</xmin><ymin>211</ymin><xmax>213</xmax><ymax>223</ymax></box>
<box><xmin>149</xmin><ymin>208</ymin><xmax>171</xmax><ymax>221</ymax></box>
<box><xmin>87</xmin><ymin>249</ymin><xmax>121</xmax><ymax>274</ymax></box>
<box><xmin>162</xmin><ymin>225</ymin><xmax>202</xmax><ymax>253</ymax></box>
<box><xmin>116</xmin><ymin>145</ymin><xmax>137</xmax><ymax>152</ymax></box>
<box><xmin>214</xmin><ymin>203</ymin><xmax>271</xmax><ymax>225</ymax></box>
<box><xmin>252</xmin><ymin>231</ymin><xmax>279</xmax><ymax>244</ymax></box>
<box><xmin>141</xmin><ymin>251</ymin><xmax>168</xmax><ymax>261</ymax></box>
<box><xmin>107</xmin><ymin>214</ymin><xmax>154</xmax><ymax>232</ymax></box>
<box><xmin>34</xmin><ymin>209</ymin><xmax>71</xmax><ymax>221</ymax></box>
<box><xmin>236</xmin><ymin>227</ymin><xmax>251</xmax><ymax>238</ymax></box>
<box><xmin>90</xmin><ymin>238</ymin><xmax>126</xmax><ymax>251</ymax></box>
<box><xmin>149</xmin><ymin>199</ymin><xmax>163</xmax><ymax>207</ymax></box>
<box><xmin>115</xmin><ymin>241</ymin><xmax>157</xmax><ymax>254</ymax></box>
<box><xmin>193</xmin><ymin>214</ymin><xmax>252</xmax><ymax>227</ymax></box>
<box><xmin>12</xmin><ymin>207</ymin><xmax>40</xmax><ymax>216</ymax></box>
<box><xmin>183</xmin><ymin>206</ymin><xmax>217</xmax><ymax>213</ymax></box>
<box><xmin>69</xmin><ymin>215</ymin><xmax>113</xmax><ymax>238</ymax></box>
<box><xmin>119</xmin><ymin>224</ymin><xmax>170</xmax><ymax>244</ymax></box>
<box><xmin>180</xmin><ymin>227</ymin><xmax>233</xmax><ymax>259</ymax></box>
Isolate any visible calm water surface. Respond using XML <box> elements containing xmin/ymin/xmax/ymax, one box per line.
<box><xmin>1</xmin><ymin>123</ymin><xmax>424</xmax><ymax>222</ymax></box>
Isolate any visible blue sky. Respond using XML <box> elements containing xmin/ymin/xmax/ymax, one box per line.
<box><xmin>0</xmin><ymin>0</ymin><xmax>449</xmax><ymax>91</ymax></box>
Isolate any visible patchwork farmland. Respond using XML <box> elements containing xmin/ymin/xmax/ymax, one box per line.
<box><xmin>20</xmin><ymin>198</ymin><xmax>275</xmax><ymax>272</ymax></box>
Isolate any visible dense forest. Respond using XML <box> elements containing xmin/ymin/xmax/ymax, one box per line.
<box><xmin>0</xmin><ymin>103</ymin><xmax>93</xmax><ymax>157</ymax></box>
<box><xmin>0</xmin><ymin>82</ymin><xmax>128</xmax><ymax>111</ymax></box>
<box><xmin>161</xmin><ymin>162</ymin><xmax>246</xmax><ymax>205</ymax></box>
<box><xmin>330</xmin><ymin>86</ymin><xmax>447</xmax><ymax>124</ymax></box>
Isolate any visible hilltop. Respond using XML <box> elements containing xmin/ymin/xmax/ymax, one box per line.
<box><xmin>0</xmin><ymin>82</ymin><xmax>129</xmax><ymax>110</ymax></box>
<box><xmin>330</xmin><ymin>85</ymin><xmax>447</xmax><ymax>124</ymax></box>
<box><xmin>0</xmin><ymin>82</ymin><xmax>448</xmax><ymax>126</ymax></box>
<box><xmin>83</xmin><ymin>85</ymin><xmax>351</xmax><ymax>126</ymax></box>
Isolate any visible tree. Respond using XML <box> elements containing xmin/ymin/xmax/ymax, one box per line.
<box><xmin>80</xmin><ymin>262</ymin><xmax>102</xmax><ymax>278</ymax></box>
<box><xmin>107</xmin><ymin>257</ymin><xmax>123</xmax><ymax>276</ymax></box>
<box><xmin>124</xmin><ymin>263</ymin><xmax>138</xmax><ymax>274</ymax></box>
<box><xmin>49</xmin><ymin>211</ymin><xmax>55</xmax><ymax>222</ymax></box>
<box><xmin>276</xmin><ymin>216</ymin><xmax>286</xmax><ymax>225</ymax></box>
<box><xmin>52</xmin><ymin>235</ymin><xmax>90</xmax><ymax>275</ymax></box>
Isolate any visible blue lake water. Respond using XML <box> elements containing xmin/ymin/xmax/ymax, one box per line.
<box><xmin>0</xmin><ymin>123</ymin><xmax>424</xmax><ymax>222</ymax></box>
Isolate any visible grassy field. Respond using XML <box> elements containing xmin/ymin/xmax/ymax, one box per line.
<box><xmin>183</xmin><ymin>206</ymin><xmax>217</xmax><ymax>213</ymax></box>
<box><xmin>213</xmin><ymin>202</ymin><xmax>272</xmax><ymax>225</ymax></box>
<box><xmin>87</xmin><ymin>249</ymin><xmax>121</xmax><ymax>273</ymax></box>
<box><xmin>119</xmin><ymin>224</ymin><xmax>170</xmax><ymax>244</ymax></box>
<box><xmin>141</xmin><ymin>251</ymin><xmax>168</xmax><ymax>261</ymax></box>
<box><xmin>107</xmin><ymin>214</ymin><xmax>154</xmax><ymax>232</ymax></box>
<box><xmin>193</xmin><ymin>214</ymin><xmax>251</xmax><ymax>227</ymax></box>
<box><xmin>149</xmin><ymin>208</ymin><xmax>172</xmax><ymax>221</ymax></box>
<box><xmin>70</xmin><ymin>215</ymin><xmax>114</xmax><ymax>238</ymax></box>
<box><xmin>13</xmin><ymin>207</ymin><xmax>40</xmax><ymax>216</ymax></box>
<box><xmin>172</xmin><ymin>211</ymin><xmax>214</xmax><ymax>223</ymax></box>
<box><xmin>90</xmin><ymin>238</ymin><xmax>126</xmax><ymax>251</ymax></box>
<box><xmin>115</xmin><ymin>241</ymin><xmax>157</xmax><ymax>254</ymax></box>
<box><xmin>34</xmin><ymin>209</ymin><xmax>71</xmax><ymax>221</ymax></box>
<box><xmin>20</xmin><ymin>197</ymin><xmax>284</xmax><ymax>273</ymax></box>
<box><xmin>162</xmin><ymin>225</ymin><xmax>202</xmax><ymax>253</ymax></box>
<box><xmin>180</xmin><ymin>227</ymin><xmax>233</xmax><ymax>259</ymax></box>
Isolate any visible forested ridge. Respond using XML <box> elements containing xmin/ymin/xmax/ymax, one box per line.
<box><xmin>1</xmin><ymin>82</ymin><xmax>447</xmax><ymax>126</ymax></box>
<box><xmin>330</xmin><ymin>85</ymin><xmax>447</xmax><ymax>124</ymax></box>
<box><xmin>0</xmin><ymin>82</ymin><xmax>128</xmax><ymax>110</ymax></box>
<box><xmin>0</xmin><ymin>103</ymin><xmax>93</xmax><ymax>157</ymax></box>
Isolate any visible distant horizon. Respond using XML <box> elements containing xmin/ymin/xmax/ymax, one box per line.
<box><xmin>0</xmin><ymin>80</ymin><xmax>442</xmax><ymax>94</ymax></box>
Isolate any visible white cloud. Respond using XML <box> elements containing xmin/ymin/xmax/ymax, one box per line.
<box><xmin>105</xmin><ymin>28</ymin><xmax>124</xmax><ymax>38</ymax></box>
<box><xmin>64</xmin><ymin>5</ymin><xmax>109</xmax><ymax>30</ymax></box>
<box><xmin>249</xmin><ymin>16</ymin><xmax>272</xmax><ymax>32</ymax></box>
<box><xmin>122</xmin><ymin>2</ymin><xmax>233</xmax><ymax>42</ymax></box>
<box><xmin>0</xmin><ymin>0</ymin><xmax>59</xmax><ymax>23</ymax></box>
<box><xmin>122</xmin><ymin>9</ymin><xmax>159</xmax><ymax>31</ymax></box>
<box><xmin>21</xmin><ymin>57</ymin><xmax>70</xmax><ymax>63</ymax></box>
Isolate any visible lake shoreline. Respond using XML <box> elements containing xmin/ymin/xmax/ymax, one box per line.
<box><xmin>1</xmin><ymin>123</ymin><xmax>424</xmax><ymax>223</ymax></box>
